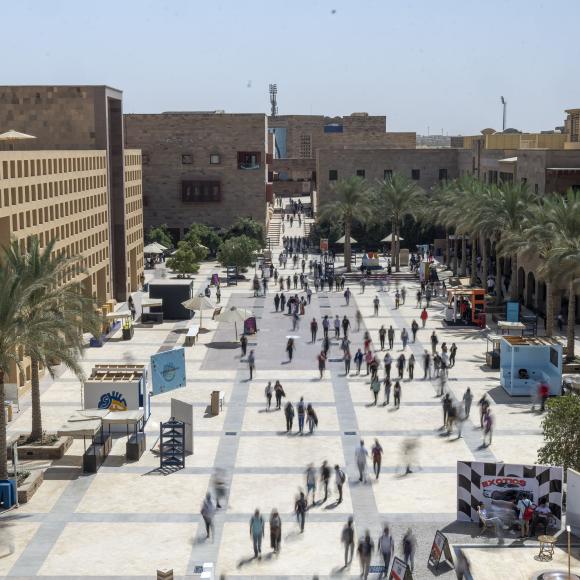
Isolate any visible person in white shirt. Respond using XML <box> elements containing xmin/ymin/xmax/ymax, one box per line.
<box><xmin>355</xmin><ymin>440</ymin><xmax>368</xmax><ymax>483</ymax></box>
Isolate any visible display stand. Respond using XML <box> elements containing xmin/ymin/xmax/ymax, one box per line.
<box><xmin>160</xmin><ymin>418</ymin><xmax>185</xmax><ymax>470</ymax></box>
<box><xmin>428</xmin><ymin>531</ymin><xmax>453</xmax><ymax>570</ymax></box>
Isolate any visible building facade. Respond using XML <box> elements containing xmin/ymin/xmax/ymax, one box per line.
<box><xmin>316</xmin><ymin>148</ymin><xmax>459</xmax><ymax>205</ymax></box>
<box><xmin>0</xmin><ymin>85</ymin><xmax>143</xmax><ymax>301</ymax></box>
<box><xmin>124</xmin><ymin>112</ymin><xmax>269</xmax><ymax>239</ymax></box>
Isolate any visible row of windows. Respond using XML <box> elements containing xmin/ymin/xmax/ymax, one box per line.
<box><xmin>124</xmin><ymin>169</ymin><xmax>142</xmax><ymax>182</ymax></box>
<box><xmin>0</xmin><ymin>155</ymin><xmax>106</xmax><ymax>180</ymax></box>
<box><xmin>124</xmin><ymin>153</ymin><xmax>142</xmax><ymax>167</ymax></box>
<box><xmin>0</xmin><ymin>175</ymin><xmax>106</xmax><ymax>209</ymax></box>
<box><xmin>127</xmin><ymin>228</ymin><xmax>144</xmax><ymax>246</ymax></box>
<box><xmin>328</xmin><ymin>168</ymin><xmax>448</xmax><ymax>181</ymax></box>
<box><xmin>125</xmin><ymin>183</ymin><xmax>142</xmax><ymax>200</ymax></box>
<box><xmin>9</xmin><ymin>199</ymin><xmax>107</xmax><ymax>233</ymax></box>
<box><xmin>143</xmin><ymin>151</ymin><xmax>266</xmax><ymax>170</ymax></box>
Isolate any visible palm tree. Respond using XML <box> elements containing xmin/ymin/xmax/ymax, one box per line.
<box><xmin>318</xmin><ymin>177</ymin><xmax>372</xmax><ymax>272</ymax></box>
<box><xmin>541</xmin><ymin>190</ymin><xmax>580</xmax><ymax>357</ymax></box>
<box><xmin>373</xmin><ymin>173</ymin><xmax>424</xmax><ymax>271</ymax></box>
<box><xmin>3</xmin><ymin>237</ymin><xmax>101</xmax><ymax>442</ymax></box>
<box><xmin>478</xmin><ymin>181</ymin><xmax>536</xmax><ymax>304</ymax></box>
<box><xmin>0</xmin><ymin>262</ymin><xmax>48</xmax><ymax>480</ymax></box>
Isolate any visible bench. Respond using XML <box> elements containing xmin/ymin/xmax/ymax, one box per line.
<box><xmin>185</xmin><ymin>325</ymin><xmax>200</xmax><ymax>346</ymax></box>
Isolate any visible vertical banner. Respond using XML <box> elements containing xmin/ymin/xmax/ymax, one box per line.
<box><xmin>150</xmin><ymin>348</ymin><xmax>186</xmax><ymax>395</ymax></box>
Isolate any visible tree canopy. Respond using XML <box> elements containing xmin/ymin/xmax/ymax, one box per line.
<box><xmin>217</xmin><ymin>235</ymin><xmax>259</xmax><ymax>270</ymax></box>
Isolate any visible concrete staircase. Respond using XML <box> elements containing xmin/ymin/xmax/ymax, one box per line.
<box><xmin>267</xmin><ymin>214</ymin><xmax>283</xmax><ymax>248</ymax></box>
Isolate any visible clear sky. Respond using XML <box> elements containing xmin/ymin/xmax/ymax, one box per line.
<box><xmin>4</xmin><ymin>0</ymin><xmax>579</xmax><ymax>135</ymax></box>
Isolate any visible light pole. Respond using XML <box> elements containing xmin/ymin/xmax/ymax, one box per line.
<box><xmin>500</xmin><ymin>96</ymin><xmax>507</xmax><ymax>131</ymax></box>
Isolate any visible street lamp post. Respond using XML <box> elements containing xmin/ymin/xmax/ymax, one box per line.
<box><xmin>500</xmin><ymin>96</ymin><xmax>507</xmax><ymax>131</ymax></box>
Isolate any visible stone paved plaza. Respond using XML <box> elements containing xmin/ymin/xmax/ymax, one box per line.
<box><xmin>1</xmin><ymin>218</ymin><xmax>575</xmax><ymax>580</ymax></box>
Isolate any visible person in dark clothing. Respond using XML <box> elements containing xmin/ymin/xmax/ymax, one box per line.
<box><xmin>240</xmin><ymin>334</ymin><xmax>248</xmax><ymax>357</ymax></box>
<box><xmin>294</xmin><ymin>491</ymin><xmax>307</xmax><ymax>533</ymax></box>
<box><xmin>387</xmin><ymin>326</ymin><xmax>395</xmax><ymax>350</ymax></box>
<box><xmin>310</xmin><ymin>318</ymin><xmax>318</xmax><ymax>343</ymax></box>
<box><xmin>274</xmin><ymin>380</ymin><xmax>286</xmax><ymax>409</ymax></box>
<box><xmin>321</xmin><ymin>460</ymin><xmax>331</xmax><ymax>502</ymax></box>
<box><xmin>379</xmin><ymin>325</ymin><xmax>386</xmax><ymax>350</ymax></box>
<box><xmin>284</xmin><ymin>401</ymin><xmax>294</xmax><ymax>432</ymax></box>
<box><xmin>274</xmin><ymin>293</ymin><xmax>280</xmax><ymax>312</ymax></box>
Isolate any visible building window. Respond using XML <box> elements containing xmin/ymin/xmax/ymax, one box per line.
<box><xmin>384</xmin><ymin>169</ymin><xmax>393</xmax><ymax>181</ymax></box>
<box><xmin>411</xmin><ymin>169</ymin><xmax>421</xmax><ymax>180</ymax></box>
<box><xmin>210</xmin><ymin>154</ymin><xmax>221</xmax><ymax>165</ymax></box>
<box><xmin>438</xmin><ymin>168</ymin><xmax>448</xmax><ymax>181</ymax></box>
<box><xmin>356</xmin><ymin>169</ymin><xmax>366</xmax><ymax>178</ymax></box>
<box><xmin>237</xmin><ymin>152</ymin><xmax>261</xmax><ymax>170</ymax></box>
<box><xmin>329</xmin><ymin>170</ymin><xmax>338</xmax><ymax>181</ymax></box>
<box><xmin>182</xmin><ymin>154</ymin><xmax>193</xmax><ymax>165</ymax></box>
<box><xmin>182</xmin><ymin>180</ymin><xmax>221</xmax><ymax>203</ymax></box>
<box><xmin>299</xmin><ymin>134</ymin><xmax>312</xmax><ymax>158</ymax></box>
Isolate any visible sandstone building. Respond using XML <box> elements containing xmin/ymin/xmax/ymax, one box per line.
<box><xmin>124</xmin><ymin>112</ymin><xmax>269</xmax><ymax>240</ymax></box>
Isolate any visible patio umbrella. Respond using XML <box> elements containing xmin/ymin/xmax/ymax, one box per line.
<box><xmin>144</xmin><ymin>243</ymin><xmax>164</xmax><ymax>255</ymax></box>
<box><xmin>335</xmin><ymin>235</ymin><xmax>358</xmax><ymax>244</ymax></box>
<box><xmin>0</xmin><ymin>130</ymin><xmax>36</xmax><ymax>151</ymax></box>
<box><xmin>181</xmin><ymin>294</ymin><xmax>214</xmax><ymax>328</ymax></box>
<box><xmin>215</xmin><ymin>306</ymin><xmax>253</xmax><ymax>339</ymax></box>
<box><xmin>380</xmin><ymin>234</ymin><xmax>404</xmax><ymax>243</ymax></box>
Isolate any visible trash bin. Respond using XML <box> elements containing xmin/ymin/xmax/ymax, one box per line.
<box><xmin>210</xmin><ymin>391</ymin><xmax>221</xmax><ymax>416</ymax></box>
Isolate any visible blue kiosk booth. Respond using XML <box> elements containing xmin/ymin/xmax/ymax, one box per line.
<box><xmin>500</xmin><ymin>336</ymin><xmax>563</xmax><ymax>397</ymax></box>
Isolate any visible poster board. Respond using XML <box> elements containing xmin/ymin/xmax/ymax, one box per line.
<box><xmin>567</xmin><ymin>468</ymin><xmax>580</xmax><ymax>535</ymax></box>
<box><xmin>84</xmin><ymin>380</ymin><xmax>140</xmax><ymax>411</ymax></box>
<box><xmin>171</xmin><ymin>398</ymin><xmax>193</xmax><ymax>454</ymax></box>
<box><xmin>150</xmin><ymin>348</ymin><xmax>186</xmax><ymax>395</ymax></box>
<box><xmin>457</xmin><ymin>461</ymin><xmax>563</xmax><ymax>526</ymax></box>
<box><xmin>320</xmin><ymin>238</ymin><xmax>329</xmax><ymax>253</ymax></box>
<box><xmin>506</xmin><ymin>301</ymin><xmax>520</xmax><ymax>322</ymax></box>
<box><xmin>428</xmin><ymin>531</ymin><xmax>452</xmax><ymax>569</ymax></box>
<box><xmin>389</xmin><ymin>556</ymin><xmax>412</xmax><ymax>580</ymax></box>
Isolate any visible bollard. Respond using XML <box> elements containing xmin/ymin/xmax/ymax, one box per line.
<box><xmin>156</xmin><ymin>569</ymin><xmax>173</xmax><ymax>580</ymax></box>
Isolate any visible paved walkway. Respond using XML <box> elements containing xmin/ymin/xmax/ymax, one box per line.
<box><xmin>0</xmin><ymin>215</ymin><xmax>553</xmax><ymax>579</ymax></box>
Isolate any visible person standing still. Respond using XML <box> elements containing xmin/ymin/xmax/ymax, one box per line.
<box><xmin>265</xmin><ymin>381</ymin><xmax>272</xmax><ymax>411</ymax></box>
<box><xmin>318</xmin><ymin>351</ymin><xmax>327</xmax><ymax>379</ymax></box>
<box><xmin>249</xmin><ymin>509</ymin><xmax>265</xmax><ymax>559</ymax></box>
<box><xmin>240</xmin><ymin>334</ymin><xmax>248</xmax><ymax>357</ymax></box>
<box><xmin>393</xmin><ymin>381</ymin><xmax>402</xmax><ymax>409</ymax></box>
<box><xmin>379</xmin><ymin>325</ymin><xmax>386</xmax><ymax>350</ymax></box>
<box><xmin>284</xmin><ymin>400</ymin><xmax>294</xmax><ymax>432</ymax></box>
<box><xmin>371</xmin><ymin>374</ymin><xmax>381</xmax><ymax>405</ymax></box>
<box><xmin>335</xmin><ymin>464</ymin><xmax>346</xmax><ymax>503</ymax></box>
<box><xmin>344</xmin><ymin>350</ymin><xmax>352</xmax><ymax>375</ymax></box>
<box><xmin>297</xmin><ymin>397</ymin><xmax>306</xmax><ymax>433</ymax></box>
<box><xmin>463</xmin><ymin>387</ymin><xmax>473</xmax><ymax>418</ymax></box>
<box><xmin>408</xmin><ymin>354</ymin><xmax>415</xmax><ymax>380</ymax></box>
<box><xmin>355</xmin><ymin>440</ymin><xmax>369</xmax><ymax>483</ymax></box>
<box><xmin>341</xmin><ymin>517</ymin><xmax>355</xmax><ymax>568</ymax></box>
<box><xmin>373</xmin><ymin>295</ymin><xmax>380</xmax><ymax>316</ymax></box>
<box><xmin>334</xmin><ymin>315</ymin><xmax>341</xmax><ymax>339</ymax></box>
<box><xmin>310</xmin><ymin>318</ymin><xmax>318</xmax><ymax>343</ymax></box>
<box><xmin>387</xmin><ymin>325</ymin><xmax>395</xmax><ymax>350</ymax></box>
<box><xmin>450</xmin><ymin>342</ymin><xmax>458</xmax><ymax>367</ymax></box>
<box><xmin>356</xmin><ymin>310</ymin><xmax>363</xmax><ymax>332</ymax></box>
<box><xmin>248</xmin><ymin>350</ymin><xmax>256</xmax><ymax>380</ymax></box>
<box><xmin>371</xmin><ymin>439</ymin><xmax>383</xmax><ymax>480</ymax></box>
<box><xmin>321</xmin><ymin>460</ymin><xmax>331</xmax><ymax>502</ymax></box>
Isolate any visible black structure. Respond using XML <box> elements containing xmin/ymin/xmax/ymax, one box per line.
<box><xmin>160</xmin><ymin>418</ymin><xmax>185</xmax><ymax>470</ymax></box>
<box><xmin>226</xmin><ymin>266</ymin><xmax>238</xmax><ymax>286</ymax></box>
<box><xmin>149</xmin><ymin>279</ymin><xmax>193</xmax><ymax>320</ymax></box>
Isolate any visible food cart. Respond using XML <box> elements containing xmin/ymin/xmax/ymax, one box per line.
<box><xmin>105</xmin><ymin>310</ymin><xmax>133</xmax><ymax>340</ymax></box>
<box><xmin>446</xmin><ymin>288</ymin><xmax>486</xmax><ymax>326</ymax></box>
<box><xmin>500</xmin><ymin>336</ymin><xmax>563</xmax><ymax>396</ymax></box>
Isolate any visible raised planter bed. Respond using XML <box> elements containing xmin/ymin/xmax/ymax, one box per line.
<box><xmin>14</xmin><ymin>435</ymin><xmax>73</xmax><ymax>461</ymax></box>
<box><xmin>17</xmin><ymin>470</ymin><xmax>44</xmax><ymax>504</ymax></box>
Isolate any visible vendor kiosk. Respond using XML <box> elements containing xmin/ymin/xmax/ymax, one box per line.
<box><xmin>500</xmin><ymin>336</ymin><xmax>563</xmax><ymax>396</ymax></box>
<box><xmin>446</xmin><ymin>288</ymin><xmax>486</xmax><ymax>326</ymax></box>
<box><xmin>83</xmin><ymin>365</ymin><xmax>150</xmax><ymax>430</ymax></box>
<box><xmin>486</xmin><ymin>334</ymin><xmax>502</xmax><ymax>369</ymax></box>
<box><xmin>105</xmin><ymin>310</ymin><xmax>133</xmax><ymax>340</ymax></box>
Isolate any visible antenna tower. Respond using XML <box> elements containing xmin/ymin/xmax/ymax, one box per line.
<box><xmin>269</xmin><ymin>84</ymin><xmax>278</xmax><ymax>117</ymax></box>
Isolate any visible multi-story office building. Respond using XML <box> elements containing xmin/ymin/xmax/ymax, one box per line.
<box><xmin>0</xmin><ymin>85</ymin><xmax>144</xmax><ymax>390</ymax></box>
<box><xmin>0</xmin><ymin>85</ymin><xmax>144</xmax><ymax>302</ymax></box>
<box><xmin>124</xmin><ymin>112</ymin><xmax>269</xmax><ymax>240</ymax></box>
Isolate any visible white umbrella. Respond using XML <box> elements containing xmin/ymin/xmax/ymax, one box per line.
<box><xmin>0</xmin><ymin>130</ymin><xmax>36</xmax><ymax>151</ymax></box>
<box><xmin>335</xmin><ymin>235</ymin><xmax>358</xmax><ymax>244</ymax></box>
<box><xmin>182</xmin><ymin>294</ymin><xmax>214</xmax><ymax>328</ymax></box>
<box><xmin>215</xmin><ymin>306</ymin><xmax>253</xmax><ymax>339</ymax></box>
<box><xmin>381</xmin><ymin>234</ymin><xmax>404</xmax><ymax>243</ymax></box>
<box><xmin>144</xmin><ymin>243</ymin><xmax>164</xmax><ymax>255</ymax></box>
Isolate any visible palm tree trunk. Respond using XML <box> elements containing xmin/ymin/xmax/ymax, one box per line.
<box><xmin>445</xmin><ymin>229</ymin><xmax>450</xmax><ymax>267</ymax></box>
<box><xmin>453</xmin><ymin>236</ymin><xmax>458</xmax><ymax>276</ymax></box>
<box><xmin>0</xmin><ymin>371</ymin><xmax>8</xmax><ymax>480</ymax></box>
<box><xmin>344</xmin><ymin>218</ymin><xmax>352</xmax><ymax>273</ymax></box>
<box><xmin>545</xmin><ymin>281</ymin><xmax>554</xmax><ymax>337</ymax></box>
<box><xmin>461</xmin><ymin>236</ymin><xmax>467</xmax><ymax>276</ymax></box>
<box><xmin>395</xmin><ymin>222</ymin><xmax>401</xmax><ymax>272</ymax></box>
<box><xmin>30</xmin><ymin>356</ymin><xmax>42</xmax><ymax>441</ymax></box>
<box><xmin>470</xmin><ymin>236</ymin><xmax>477</xmax><ymax>286</ymax></box>
<box><xmin>495</xmin><ymin>249</ymin><xmax>503</xmax><ymax>305</ymax></box>
<box><xmin>391</xmin><ymin>217</ymin><xmax>396</xmax><ymax>267</ymax></box>
<box><xmin>510</xmin><ymin>254</ymin><xmax>518</xmax><ymax>301</ymax></box>
<box><xmin>482</xmin><ymin>237</ymin><xmax>488</xmax><ymax>294</ymax></box>
<box><xmin>566</xmin><ymin>280</ymin><xmax>576</xmax><ymax>361</ymax></box>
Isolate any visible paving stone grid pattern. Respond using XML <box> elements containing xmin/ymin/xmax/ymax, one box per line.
<box><xmin>2</xmin><ymin>209</ymin><xmax>548</xmax><ymax>579</ymax></box>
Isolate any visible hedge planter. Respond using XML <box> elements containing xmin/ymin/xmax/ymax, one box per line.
<box><xmin>15</xmin><ymin>436</ymin><xmax>73</xmax><ymax>461</ymax></box>
<box><xmin>17</xmin><ymin>470</ymin><xmax>44</xmax><ymax>504</ymax></box>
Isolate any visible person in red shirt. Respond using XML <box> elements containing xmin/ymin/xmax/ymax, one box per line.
<box><xmin>539</xmin><ymin>382</ymin><xmax>549</xmax><ymax>412</ymax></box>
<box><xmin>420</xmin><ymin>307</ymin><xmax>428</xmax><ymax>328</ymax></box>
